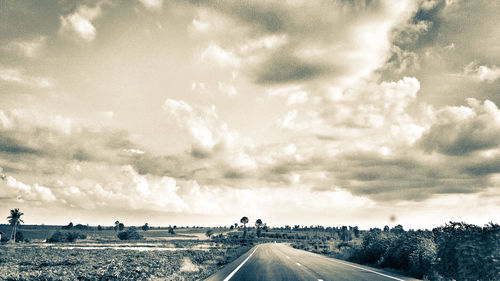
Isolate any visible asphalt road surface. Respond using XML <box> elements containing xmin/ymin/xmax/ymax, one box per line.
<box><xmin>205</xmin><ymin>243</ymin><xmax>421</xmax><ymax>281</ymax></box>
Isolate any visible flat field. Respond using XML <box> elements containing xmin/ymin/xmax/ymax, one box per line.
<box><xmin>0</xmin><ymin>242</ymin><xmax>250</xmax><ymax>280</ymax></box>
<box><xmin>0</xmin><ymin>225</ymin><xmax>248</xmax><ymax>280</ymax></box>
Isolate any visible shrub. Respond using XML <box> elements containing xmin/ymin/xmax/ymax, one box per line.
<box><xmin>48</xmin><ymin>231</ymin><xmax>86</xmax><ymax>242</ymax></box>
<box><xmin>355</xmin><ymin>229</ymin><xmax>393</xmax><ymax>264</ymax></box>
<box><xmin>433</xmin><ymin>222</ymin><xmax>500</xmax><ymax>281</ymax></box>
<box><xmin>117</xmin><ymin>227</ymin><xmax>142</xmax><ymax>240</ymax></box>
<box><xmin>15</xmin><ymin>231</ymin><xmax>26</xmax><ymax>242</ymax></box>
<box><xmin>379</xmin><ymin>232</ymin><xmax>436</xmax><ymax>278</ymax></box>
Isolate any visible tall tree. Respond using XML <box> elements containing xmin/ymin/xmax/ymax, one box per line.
<box><xmin>255</xmin><ymin>219</ymin><xmax>263</xmax><ymax>238</ymax></box>
<box><xmin>7</xmin><ymin>208</ymin><xmax>24</xmax><ymax>242</ymax></box>
<box><xmin>240</xmin><ymin>216</ymin><xmax>249</xmax><ymax>239</ymax></box>
<box><xmin>114</xmin><ymin>220</ymin><xmax>120</xmax><ymax>232</ymax></box>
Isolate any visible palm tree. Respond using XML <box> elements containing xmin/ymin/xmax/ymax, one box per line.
<box><xmin>255</xmin><ymin>219</ymin><xmax>263</xmax><ymax>238</ymax></box>
<box><xmin>7</xmin><ymin>208</ymin><xmax>24</xmax><ymax>242</ymax></box>
<box><xmin>240</xmin><ymin>216</ymin><xmax>249</xmax><ymax>239</ymax></box>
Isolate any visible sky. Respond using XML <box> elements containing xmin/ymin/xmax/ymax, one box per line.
<box><xmin>0</xmin><ymin>0</ymin><xmax>499</xmax><ymax>229</ymax></box>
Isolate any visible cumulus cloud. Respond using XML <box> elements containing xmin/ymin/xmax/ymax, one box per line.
<box><xmin>163</xmin><ymin>99</ymin><xmax>220</xmax><ymax>151</ymax></box>
<box><xmin>199</xmin><ymin>42</ymin><xmax>241</xmax><ymax>68</ymax></box>
<box><xmin>419</xmin><ymin>98</ymin><xmax>500</xmax><ymax>155</ymax></box>
<box><xmin>59</xmin><ymin>4</ymin><xmax>102</xmax><ymax>42</ymax></box>
<box><xmin>191</xmin><ymin>0</ymin><xmax>415</xmax><ymax>86</ymax></box>
<box><xmin>162</xmin><ymin>98</ymin><xmax>240</xmax><ymax>154</ymax></box>
<box><xmin>162</xmin><ymin>98</ymin><xmax>258</xmax><ymax>182</ymax></box>
<box><xmin>464</xmin><ymin>62</ymin><xmax>500</xmax><ymax>83</ymax></box>
<box><xmin>1</xmin><ymin>175</ymin><xmax>56</xmax><ymax>203</ymax></box>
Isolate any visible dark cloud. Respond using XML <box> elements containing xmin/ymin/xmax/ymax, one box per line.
<box><xmin>190</xmin><ymin>147</ymin><xmax>212</xmax><ymax>159</ymax></box>
<box><xmin>254</xmin><ymin>55</ymin><xmax>331</xmax><ymax>84</ymax></box>
<box><xmin>0</xmin><ymin>135</ymin><xmax>39</xmax><ymax>155</ymax></box>
<box><xmin>463</xmin><ymin>158</ymin><xmax>500</xmax><ymax>176</ymax></box>
<box><xmin>131</xmin><ymin>153</ymin><xmax>187</xmax><ymax>178</ymax></box>
<box><xmin>223</xmin><ymin>169</ymin><xmax>245</xmax><ymax>179</ymax></box>
<box><xmin>409</xmin><ymin>0</ymin><xmax>446</xmax><ymax>49</ymax></box>
<box><xmin>190</xmin><ymin>0</ymin><xmax>399</xmax><ymax>84</ymax></box>
<box><xmin>254</xmin><ymin>146</ymin><xmax>498</xmax><ymax>202</ymax></box>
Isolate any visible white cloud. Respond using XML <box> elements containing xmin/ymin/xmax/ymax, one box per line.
<box><xmin>4</xmin><ymin>36</ymin><xmax>46</xmax><ymax>58</ymax></box>
<box><xmin>163</xmin><ymin>99</ymin><xmax>223</xmax><ymax>150</ymax></box>
<box><xmin>124</xmin><ymin>148</ymin><xmax>144</xmax><ymax>154</ymax></box>
<box><xmin>287</xmin><ymin>91</ymin><xmax>308</xmax><ymax>105</ymax></box>
<box><xmin>464</xmin><ymin>61</ymin><xmax>500</xmax><ymax>83</ymax></box>
<box><xmin>267</xmin><ymin>85</ymin><xmax>308</xmax><ymax>105</ymax></box>
<box><xmin>218</xmin><ymin>82</ymin><xmax>238</xmax><ymax>96</ymax></box>
<box><xmin>60</xmin><ymin>4</ymin><xmax>102</xmax><ymax>42</ymax></box>
<box><xmin>199</xmin><ymin>42</ymin><xmax>241</xmax><ymax>68</ymax></box>
<box><xmin>0</xmin><ymin>68</ymin><xmax>52</xmax><ymax>88</ymax></box>
<box><xmin>138</xmin><ymin>0</ymin><xmax>163</xmax><ymax>11</ymax></box>
<box><xmin>1</xmin><ymin>175</ymin><xmax>56</xmax><ymax>202</ymax></box>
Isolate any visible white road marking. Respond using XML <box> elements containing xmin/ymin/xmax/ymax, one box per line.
<box><xmin>296</xmin><ymin>262</ymin><xmax>302</xmax><ymax>266</ymax></box>
<box><xmin>326</xmin><ymin>258</ymin><xmax>405</xmax><ymax>281</ymax></box>
<box><xmin>318</xmin><ymin>279</ymin><xmax>324</xmax><ymax>281</ymax></box>
<box><xmin>223</xmin><ymin>246</ymin><xmax>259</xmax><ymax>281</ymax></box>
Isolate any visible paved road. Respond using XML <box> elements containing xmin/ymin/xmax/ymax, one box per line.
<box><xmin>205</xmin><ymin>243</ymin><xmax>421</xmax><ymax>281</ymax></box>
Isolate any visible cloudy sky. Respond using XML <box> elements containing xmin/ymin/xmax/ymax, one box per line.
<box><xmin>1</xmin><ymin>0</ymin><xmax>499</xmax><ymax>229</ymax></box>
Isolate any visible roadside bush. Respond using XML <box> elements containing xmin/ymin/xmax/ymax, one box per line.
<box><xmin>355</xmin><ymin>229</ymin><xmax>393</xmax><ymax>264</ymax></box>
<box><xmin>379</xmin><ymin>232</ymin><xmax>436</xmax><ymax>278</ymax></box>
<box><xmin>47</xmin><ymin>231</ymin><xmax>86</xmax><ymax>242</ymax></box>
<box><xmin>433</xmin><ymin>222</ymin><xmax>499</xmax><ymax>281</ymax></box>
<box><xmin>117</xmin><ymin>227</ymin><xmax>143</xmax><ymax>240</ymax></box>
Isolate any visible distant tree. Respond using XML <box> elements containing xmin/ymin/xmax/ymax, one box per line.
<box><xmin>97</xmin><ymin>225</ymin><xmax>103</xmax><ymax>231</ymax></box>
<box><xmin>75</xmin><ymin>224</ymin><xmax>89</xmax><ymax>230</ymax></box>
<box><xmin>114</xmin><ymin>221</ymin><xmax>120</xmax><ymax>232</ymax></box>
<box><xmin>240</xmin><ymin>216</ymin><xmax>249</xmax><ymax>239</ymax></box>
<box><xmin>391</xmin><ymin>224</ymin><xmax>404</xmax><ymax>235</ymax></box>
<box><xmin>141</xmin><ymin>223</ymin><xmax>149</xmax><ymax>231</ymax></box>
<box><xmin>263</xmin><ymin>224</ymin><xmax>269</xmax><ymax>232</ymax></box>
<box><xmin>353</xmin><ymin>226</ymin><xmax>360</xmax><ymax>238</ymax></box>
<box><xmin>205</xmin><ymin>229</ymin><xmax>213</xmax><ymax>239</ymax></box>
<box><xmin>7</xmin><ymin>208</ymin><xmax>24</xmax><ymax>243</ymax></box>
<box><xmin>229</xmin><ymin>225</ymin><xmax>234</xmax><ymax>230</ymax></box>
<box><xmin>340</xmin><ymin>226</ymin><xmax>352</xmax><ymax>242</ymax></box>
<box><xmin>255</xmin><ymin>219</ymin><xmax>263</xmax><ymax>238</ymax></box>
<box><xmin>168</xmin><ymin>225</ymin><xmax>175</xmax><ymax>234</ymax></box>
<box><xmin>383</xmin><ymin>225</ymin><xmax>390</xmax><ymax>232</ymax></box>
<box><xmin>62</xmin><ymin>222</ymin><xmax>74</xmax><ymax>230</ymax></box>
<box><xmin>118</xmin><ymin>222</ymin><xmax>125</xmax><ymax>231</ymax></box>
<box><xmin>234</xmin><ymin>223</ymin><xmax>238</xmax><ymax>229</ymax></box>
